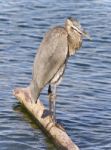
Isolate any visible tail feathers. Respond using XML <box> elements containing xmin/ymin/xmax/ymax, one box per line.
<box><xmin>29</xmin><ymin>81</ymin><xmax>41</xmax><ymax>103</ymax></box>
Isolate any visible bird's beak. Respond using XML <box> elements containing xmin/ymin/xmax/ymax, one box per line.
<box><xmin>82</xmin><ymin>30</ymin><xmax>92</xmax><ymax>40</ymax></box>
<box><xmin>73</xmin><ymin>25</ymin><xmax>92</xmax><ymax>40</ymax></box>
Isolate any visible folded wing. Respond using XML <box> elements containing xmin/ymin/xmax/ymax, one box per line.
<box><xmin>32</xmin><ymin>27</ymin><xmax>68</xmax><ymax>93</ymax></box>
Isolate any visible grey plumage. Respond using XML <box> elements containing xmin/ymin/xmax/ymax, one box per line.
<box><xmin>29</xmin><ymin>17</ymin><xmax>89</xmax><ymax>123</ymax></box>
<box><xmin>30</xmin><ymin>27</ymin><xmax>68</xmax><ymax>101</ymax></box>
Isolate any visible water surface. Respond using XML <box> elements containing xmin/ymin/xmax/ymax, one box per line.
<box><xmin>0</xmin><ymin>0</ymin><xmax>111</xmax><ymax>149</ymax></box>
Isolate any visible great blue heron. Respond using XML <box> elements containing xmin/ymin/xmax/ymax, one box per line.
<box><xmin>29</xmin><ymin>17</ymin><xmax>90</xmax><ymax>124</ymax></box>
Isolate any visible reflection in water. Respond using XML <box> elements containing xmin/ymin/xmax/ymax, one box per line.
<box><xmin>13</xmin><ymin>103</ymin><xmax>57</xmax><ymax>150</ymax></box>
<box><xmin>0</xmin><ymin>0</ymin><xmax>111</xmax><ymax>149</ymax></box>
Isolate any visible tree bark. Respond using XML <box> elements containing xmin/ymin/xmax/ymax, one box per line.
<box><xmin>13</xmin><ymin>87</ymin><xmax>80</xmax><ymax>150</ymax></box>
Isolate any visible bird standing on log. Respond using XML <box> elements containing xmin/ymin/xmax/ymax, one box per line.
<box><xmin>29</xmin><ymin>17</ymin><xmax>90</xmax><ymax>124</ymax></box>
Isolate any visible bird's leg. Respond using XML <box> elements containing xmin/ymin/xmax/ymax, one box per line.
<box><xmin>48</xmin><ymin>85</ymin><xmax>65</xmax><ymax>130</ymax></box>
<box><xmin>48</xmin><ymin>85</ymin><xmax>52</xmax><ymax>116</ymax></box>
<box><xmin>48</xmin><ymin>84</ymin><xmax>57</xmax><ymax>125</ymax></box>
<box><xmin>52</xmin><ymin>85</ymin><xmax>57</xmax><ymax>124</ymax></box>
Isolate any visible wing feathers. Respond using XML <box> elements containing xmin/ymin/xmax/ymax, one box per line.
<box><xmin>33</xmin><ymin>27</ymin><xmax>68</xmax><ymax>89</ymax></box>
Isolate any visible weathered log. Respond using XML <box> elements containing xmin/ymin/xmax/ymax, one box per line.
<box><xmin>13</xmin><ymin>87</ymin><xmax>80</xmax><ymax>150</ymax></box>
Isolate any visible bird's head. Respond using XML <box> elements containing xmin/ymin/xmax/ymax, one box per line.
<box><xmin>65</xmin><ymin>17</ymin><xmax>91</xmax><ymax>40</ymax></box>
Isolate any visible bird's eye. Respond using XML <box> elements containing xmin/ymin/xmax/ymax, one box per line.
<box><xmin>71</xmin><ymin>26</ymin><xmax>74</xmax><ymax>30</ymax></box>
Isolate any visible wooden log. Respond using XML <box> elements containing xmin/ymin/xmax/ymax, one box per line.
<box><xmin>13</xmin><ymin>87</ymin><xmax>80</xmax><ymax>150</ymax></box>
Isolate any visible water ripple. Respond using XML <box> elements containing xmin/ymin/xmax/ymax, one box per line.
<box><xmin>0</xmin><ymin>0</ymin><xmax>111</xmax><ymax>150</ymax></box>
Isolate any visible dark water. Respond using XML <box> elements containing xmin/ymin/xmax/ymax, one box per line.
<box><xmin>0</xmin><ymin>0</ymin><xmax>111</xmax><ymax>149</ymax></box>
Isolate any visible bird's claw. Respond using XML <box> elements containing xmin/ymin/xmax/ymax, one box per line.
<box><xmin>50</xmin><ymin>116</ymin><xmax>65</xmax><ymax>131</ymax></box>
<box><xmin>55</xmin><ymin>122</ymin><xmax>65</xmax><ymax>131</ymax></box>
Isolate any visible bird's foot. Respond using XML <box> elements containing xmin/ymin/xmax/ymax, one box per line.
<box><xmin>49</xmin><ymin>116</ymin><xmax>65</xmax><ymax>131</ymax></box>
<box><xmin>55</xmin><ymin>121</ymin><xmax>65</xmax><ymax>131</ymax></box>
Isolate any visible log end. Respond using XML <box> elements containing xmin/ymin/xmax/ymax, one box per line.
<box><xmin>13</xmin><ymin>87</ymin><xmax>80</xmax><ymax>150</ymax></box>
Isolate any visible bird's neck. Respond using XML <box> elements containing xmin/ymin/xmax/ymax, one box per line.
<box><xmin>67</xmin><ymin>32</ymin><xmax>82</xmax><ymax>56</ymax></box>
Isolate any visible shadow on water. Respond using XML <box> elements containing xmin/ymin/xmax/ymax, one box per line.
<box><xmin>13</xmin><ymin>102</ymin><xmax>57</xmax><ymax>150</ymax></box>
